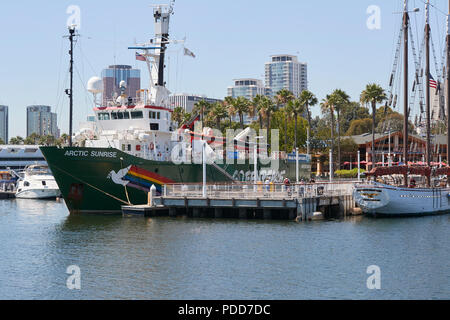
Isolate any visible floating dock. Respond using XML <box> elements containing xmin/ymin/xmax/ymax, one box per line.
<box><xmin>122</xmin><ymin>182</ymin><xmax>362</xmax><ymax>221</ymax></box>
<box><xmin>0</xmin><ymin>191</ymin><xmax>15</xmax><ymax>200</ymax></box>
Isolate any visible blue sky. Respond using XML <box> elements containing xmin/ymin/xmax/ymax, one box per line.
<box><xmin>0</xmin><ymin>0</ymin><xmax>448</xmax><ymax>138</ymax></box>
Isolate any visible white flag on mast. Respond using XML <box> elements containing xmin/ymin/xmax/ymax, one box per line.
<box><xmin>184</xmin><ymin>47</ymin><xmax>196</xmax><ymax>58</ymax></box>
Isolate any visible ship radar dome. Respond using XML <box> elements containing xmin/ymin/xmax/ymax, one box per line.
<box><xmin>87</xmin><ymin>77</ymin><xmax>103</xmax><ymax>94</ymax></box>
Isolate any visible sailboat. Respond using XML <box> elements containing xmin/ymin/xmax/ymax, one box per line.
<box><xmin>354</xmin><ymin>0</ymin><xmax>450</xmax><ymax>216</ymax></box>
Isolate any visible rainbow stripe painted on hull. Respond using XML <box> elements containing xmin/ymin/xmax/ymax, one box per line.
<box><xmin>124</xmin><ymin>165</ymin><xmax>174</xmax><ymax>194</ymax></box>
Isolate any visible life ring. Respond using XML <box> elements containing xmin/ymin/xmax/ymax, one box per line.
<box><xmin>149</xmin><ymin>142</ymin><xmax>155</xmax><ymax>150</ymax></box>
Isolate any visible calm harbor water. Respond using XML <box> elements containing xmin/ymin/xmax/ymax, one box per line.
<box><xmin>0</xmin><ymin>198</ymin><xmax>449</xmax><ymax>300</ymax></box>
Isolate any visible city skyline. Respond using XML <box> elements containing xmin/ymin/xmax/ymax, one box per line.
<box><xmin>1</xmin><ymin>0</ymin><xmax>448</xmax><ymax>138</ymax></box>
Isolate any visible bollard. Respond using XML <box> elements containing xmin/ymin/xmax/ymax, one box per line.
<box><xmin>148</xmin><ymin>184</ymin><xmax>157</xmax><ymax>207</ymax></box>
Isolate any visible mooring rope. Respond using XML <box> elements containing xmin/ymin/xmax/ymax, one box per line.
<box><xmin>51</xmin><ymin>163</ymin><xmax>132</xmax><ymax>206</ymax></box>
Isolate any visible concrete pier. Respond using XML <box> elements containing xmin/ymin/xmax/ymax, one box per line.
<box><xmin>121</xmin><ymin>182</ymin><xmax>360</xmax><ymax>222</ymax></box>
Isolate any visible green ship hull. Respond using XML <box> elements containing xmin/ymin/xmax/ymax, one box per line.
<box><xmin>40</xmin><ymin>147</ymin><xmax>310</xmax><ymax>214</ymax></box>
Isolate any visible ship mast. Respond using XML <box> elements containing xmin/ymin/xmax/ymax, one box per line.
<box><xmin>425</xmin><ymin>0</ymin><xmax>431</xmax><ymax>186</ymax></box>
<box><xmin>403</xmin><ymin>0</ymin><xmax>409</xmax><ymax>183</ymax></box>
<box><xmin>66</xmin><ymin>26</ymin><xmax>78</xmax><ymax>147</ymax></box>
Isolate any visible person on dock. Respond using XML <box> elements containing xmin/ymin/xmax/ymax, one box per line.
<box><xmin>284</xmin><ymin>177</ymin><xmax>292</xmax><ymax>196</ymax></box>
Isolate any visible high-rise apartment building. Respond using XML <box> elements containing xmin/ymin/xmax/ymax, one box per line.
<box><xmin>26</xmin><ymin>105</ymin><xmax>59</xmax><ymax>138</ymax></box>
<box><xmin>101</xmin><ymin>65</ymin><xmax>141</xmax><ymax>105</ymax></box>
<box><xmin>227</xmin><ymin>78</ymin><xmax>272</xmax><ymax>100</ymax></box>
<box><xmin>0</xmin><ymin>106</ymin><xmax>8</xmax><ymax>143</ymax></box>
<box><xmin>265</xmin><ymin>55</ymin><xmax>307</xmax><ymax>97</ymax></box>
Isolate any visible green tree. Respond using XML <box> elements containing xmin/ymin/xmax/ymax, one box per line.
<box><xmin>0</xmin><ymin>138</ymin><xmax>5</xmax><ymax>145</ymax></box>
<box><xmin>275</xmin><ymin>89</ymin><xmax>295</xmax><ymax>153</ymax></box>
<box><xmin>346</xmin><ymin>118</ymin><xmax>373</xmax><ymax>136</ymax></box>
<box><xmin>25</xmin><ymin>133</ymin><xmax>40</xmax><ymax>145</ymax></box>
<box><xmin>193</xmin><ymin>99</ymin><xmax>211</xmax><ymax>127</ymax></box>
<box><xmin>231</xmin><ymin>96</ymin><xmax>251</xmax><ymax>128</ymax></box>
<box><xmin>260</xmin><ymin>96</ymin><xmax>277</xmax><ymax>132</ymax></box>
<box><xmin>224</xmin><ymin>96</ymin><xmax>237</xmax><ymax>125</ymax></box>
<box><xmin>321</xmin><ymin>95</ymin><xmax>335</xmax><ymax>175</ymax></box>
<box><xmin>360</xmin><ymin>83</ymin><xmax>387</xmax><ymax>168</ymax></box>
<box><xmin>329</xmin><ymin>89</ymin><xmax>350</xmax><ymax>170</ymax></box>
<box><xmin>9</xmin><ymin>136</ymin><xmax>24</xmax><ymax>145</ymax></box>
<box><xmin>286</xmin><ymin>98</ymin><xmax>304</xmax><ymax>151</ymax></box>
<box><xmin>208</xmin><ymin>102</ymin><xmax>228</xmax><ymax>131</ymax></box>
<box><xmin>299</xmin><ymin>90</ymin><xmax>318</xmax><ymax>147</ymax></box>
<box><xmin>249</xmin><ymin>94</ymin><xmax>266</xmax><ymax>129</ymax></box>
<box><xmin>172</xmin><ymin>106</ymin><xmax>186</xmax><ymax>126</ymax></box>
<box><xmin>340</xmin><ymin>102</ymin><xmax>371</xmax><ymax>134</ymax></box>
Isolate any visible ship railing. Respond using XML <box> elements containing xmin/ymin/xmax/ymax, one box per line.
<box><xmin>162</xmin><ymin>181</ymin><xmax>362</xmax><ymax>200</ymax></box>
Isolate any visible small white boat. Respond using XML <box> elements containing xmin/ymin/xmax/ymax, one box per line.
<box><xmin>15</xmin><ymin>165</ymin><xmax>61</xmax><ymax>199</ymax></box>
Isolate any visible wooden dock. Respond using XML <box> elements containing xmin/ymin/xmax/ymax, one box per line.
<box><xmin>0</xmin><ymin>191</ymin><xmax>15</xmax><ymax>200</ymax></box>
<box><xmin>122</xmin><ymin>182</ymin><xmax>362</xmax><ymax>221</ymax></box>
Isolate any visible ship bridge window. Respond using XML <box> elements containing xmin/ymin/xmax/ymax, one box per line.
<box><xmin>98</xmin><ymin>113</ymin><xmax>110</xmax><ymax>121</ymax></box>
<box><xmin>131</xmin><ymin>111</ymin><xmax>144</xmax><ymax>119</ymax></box>
<box><xmin>150</xmin><ymin>123</ymin><xmax>159</xmax><ymax>131</ymax></box>
<box><xmin>149</xmin><ymin>111</ymin><xmax>161</xmax><ymax>119</ymax></box>
<box><xmin>111</xmin><ymin>112</ymin><xmax>118</xmax><ymax>120</ymax></box>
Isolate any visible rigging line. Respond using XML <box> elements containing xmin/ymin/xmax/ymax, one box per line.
<box><xmin>55</xmin><ymin>37</ymin><xmax>65</xmax><ymax>115</ymax></box>
<box><xmin>417</xmin><ymin>0</ymin><xmax>447</xmax><ymax>16</ymax></box>
<box><xmin>78</xmin><ymin>37</ymin><xmax>98</xmax><ymax>76</ymax></box>
<box><xmin>78</xmin><ymin>37</ymin><xmax>92</xmax><ymax>120</ymax></box>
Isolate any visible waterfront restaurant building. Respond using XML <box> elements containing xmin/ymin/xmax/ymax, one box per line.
<box><xmin>347</xmin><ymin>131</ymin><xmax>448</xmax><ymax>169</ymax></box>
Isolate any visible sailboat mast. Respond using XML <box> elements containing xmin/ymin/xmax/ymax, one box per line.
<box><xmin>403</xmin><ymin>0</ymin><xmax>409</xmax><ymax>167</ymax></box>
<box><xmin>425</xmin><ymin>0</ymin><xmax>431</xmax><ymax>169</ymax></box>
<box><xmin>447</xmin><ymin>0</ymin><xmax>450</xmax><ymax>165</ymax></box>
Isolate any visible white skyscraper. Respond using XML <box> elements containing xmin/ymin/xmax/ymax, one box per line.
<box><xmin>265</xmin><ymin>55</ymin><xmax>308</xmax><ymax>97</ymax></box>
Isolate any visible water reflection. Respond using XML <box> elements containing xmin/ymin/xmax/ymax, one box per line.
<box><xmin>0</xmin><ymin>199</ymin><xmax>449</xmax><ymax>299</ymax></box>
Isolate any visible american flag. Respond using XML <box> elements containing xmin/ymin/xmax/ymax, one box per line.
<box><xmin>135</xmin><ymin>52</ymin><xmax>146</xmax><ymax>62</ymax></box>
<box><xmin>429</xmin><ymin>74</ymin><xmax>437</xmax><ymax>89</ymax></box>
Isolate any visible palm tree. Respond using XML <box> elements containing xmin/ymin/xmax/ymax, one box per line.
<box><xmin>329</xmin><ymin>89</ymin><xmax>350</xmax><ymax>170</ymax></box>
<box><xmin>299</xmin><ymin>90</ymin><xmax>318</xmax><ymax>154</ymax></box>
<box><xmin>208</xmin><ymin>102</ymin><xmax>228</xmax><ymax>131</ymax></box>
<box><xmin>60</xmin><ymin>133</ymin><xmax>70</xmax><ymax>146</ymax></box>
<box><xmin>275</xmin><ymin>89</ymin><xmax>295</xmax><ymax>153</ymax></box>
<box><xmin>9</xmin><ymin>136</ymin><xmax>23</xmax><ymax>145</ymax></box>
<box><xmin>321</xmin><ymin>95</ymin><xmax>335</xmax><ymax>177</ymax></box>
<box><xmin>231</xmin><ymin>96</ymin><xmax>251</xmax><ymax>128</ymax></box>
<box><xmin>260</xmin><ymin>96</ymin><xmax>276</xmax><ymax>130</ymax></box>
<box><xmin>360</xmin><ymin>84</ymin><xmax>387</xmax><ymax>169</ymax></box>
<box><xmin>287</xmin><ymin>98</ymin><xmax>304</xmax><ymax>151</ymax></box>
<box><xmin>250</xmin><ymin>94</ymin><xmax>265</xmax><ymax>129</ymax></box>
<box><xmin>193</xmin><ymin>99</ymin><xmax>211</xmax><ymax>126</ymax></box>
<box><xmin>172</xmin><ymin>106</ymin><xmax>186</xmax><ymax>126</ymax></box>
<box><xmin>224</xmin><ymin>96</ymin><xmax>236</xmax><ymax>124</ymax></box>
<box><xmin>25</xmin><ymin>133</ymin><xmax>40</xmax><ymax>145</ymax></box>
